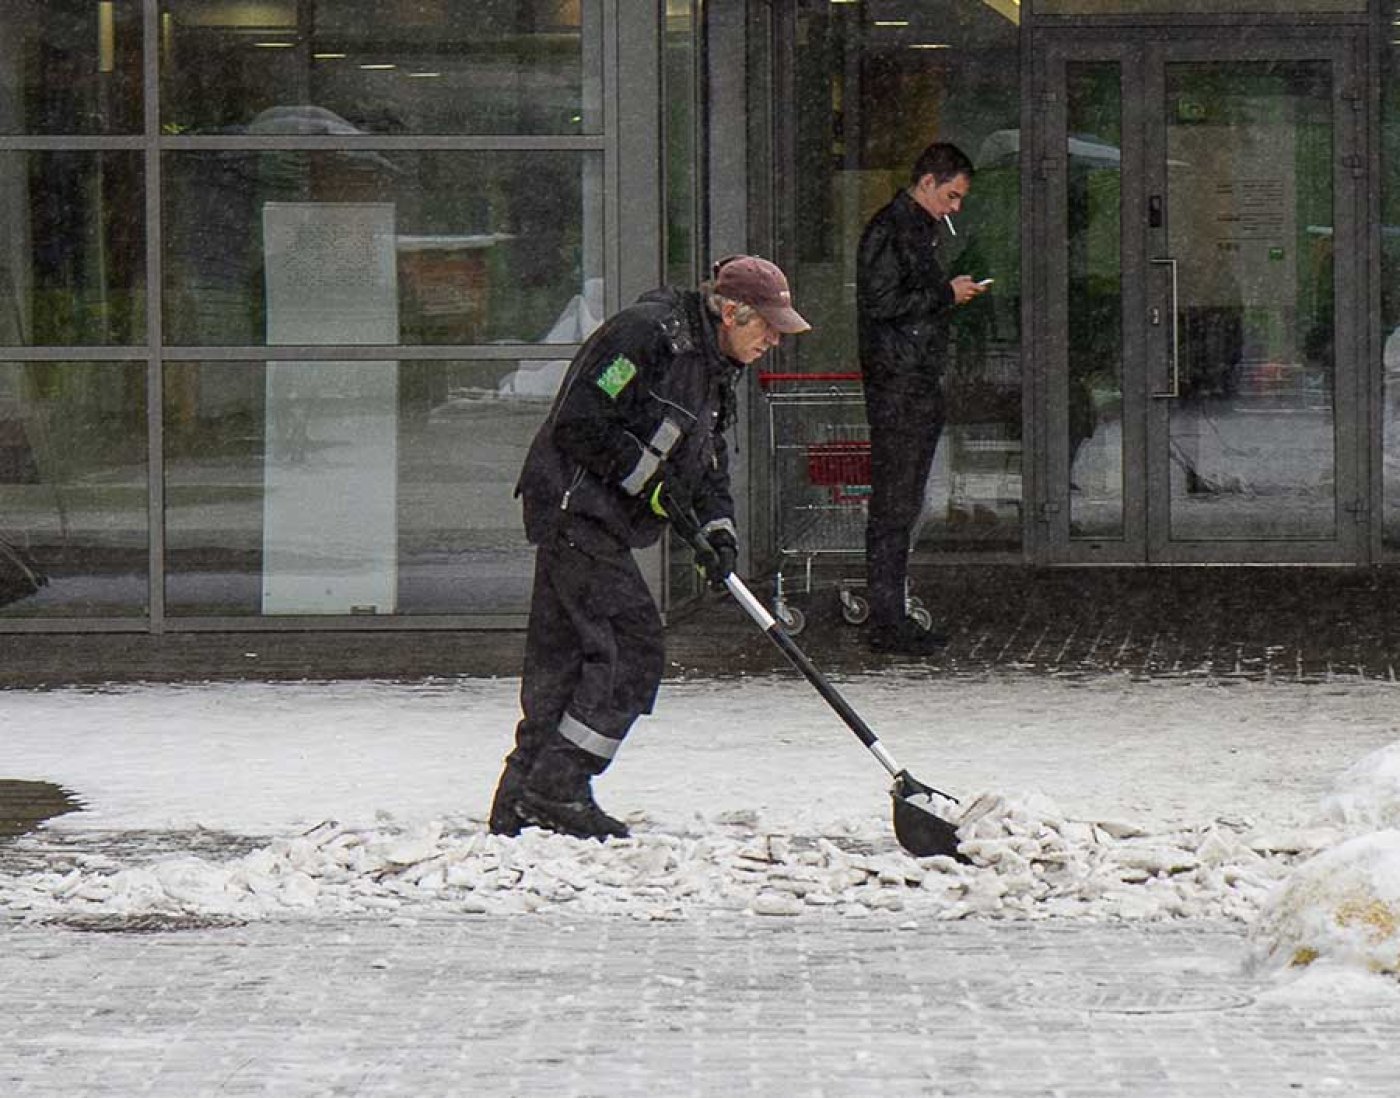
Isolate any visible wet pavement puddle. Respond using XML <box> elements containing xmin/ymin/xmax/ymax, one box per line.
<box><xmin>0</xmin><ymin>779</ymin><xmax>84</xmax><ymax>839</ymax></box>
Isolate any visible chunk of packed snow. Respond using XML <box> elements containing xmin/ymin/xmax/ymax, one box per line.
<box><xmin>1248</xmin><ymin>829</ymin><xmax>1400</xmax><ymax>977</ymax></box>
<box><xmin>1</xmin><ymin>792</ymin><xmax>1309</xmax><ymax>926</ymax></box>
<box><xmin>1315</xmin><ymin>742</ymin><xmax>1400</xmax><ymax>835</ymax></box>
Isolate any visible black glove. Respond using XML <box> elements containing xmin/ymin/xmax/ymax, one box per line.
<box><xmin>702</xmin><ymin>529</ymin><xmax>738</xmax><ymax>591</ymax></box>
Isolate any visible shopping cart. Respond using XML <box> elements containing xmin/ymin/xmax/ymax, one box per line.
<box><xmin>759</xmin><ymin>373</ymin><xmax>931</xmax><ymax>635</ymax></box>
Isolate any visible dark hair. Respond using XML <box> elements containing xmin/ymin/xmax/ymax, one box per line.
<box><xmin>910</xmin><ymin>142</ymin><xmax>974</xmax><ymax>187</ymax></box>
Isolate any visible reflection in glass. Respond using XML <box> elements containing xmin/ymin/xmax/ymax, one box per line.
<box><xmin>160</xmin><ymin>0</ymin><xmax>601</xmax><ymax>137</ymax></box>
<box><xmin>1165</xmin><ymin>62</ymin><xmax>1334</xmax><ymax>541</ymax></box>
<box><xmin>0</xmin><ymin>1</ymin><xmax>143</xmax><ymax>135</ymax></box>
<box><xmin>163</xmin><ymin>150</ymin><xmax>601</xmax><ymax>347</ymax></box>
<box><xmin>0</xmin><ymin>363</ymin><xmax>148</xmax><ymax>617</ymax></box>
<box><xmin>163</xmin><ymin>361</ymin><xmax>545</xmax><ymax>616</ymax></box>
<box><xmin>0</xmin><ymin>152</ymin><xmax>146</xmax><ymax>346</ymax></box>
<box><xmin>1066</xmin><ymin>63</ymin><xmax>1124</xmax><ymax>539</ymax></box>
<box><xmin>1036</xmin><ymin>0</ymin><xmax>1362</xmax><ymax>12</ymax></box>
<box><xmin>788</xmin><ymin>0</ymin><xmax>1023</xmax><ymax>552</ymax></box>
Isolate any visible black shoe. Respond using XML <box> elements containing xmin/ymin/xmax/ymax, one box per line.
<box><xmin>517</xmin><ymin>787</ymin><xmax>630</xmax><ymax>841</ymax></box>
<box><xmin>868</xmin><ymin>619</ymin><xmax>948</xmax><ymax>656</ymax></box>
<box><xmin>487</xmin><ymin>760</ymin><xmax>529</xmax><ymax>837</ymax></box>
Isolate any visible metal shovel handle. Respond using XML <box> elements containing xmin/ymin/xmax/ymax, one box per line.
<box><xmin>723</xmin><ymin>572</ymin><xmax>904</xmax><ymax>779</ymax></box>
<box><xmin>720</xmin><ymin>570</ymin><xmax>964</xmax><ymax>859</ymax></box>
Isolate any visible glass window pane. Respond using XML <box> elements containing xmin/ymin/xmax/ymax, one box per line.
<box><xmin>1066</xmin><ymin>62</ymin><xmax>1124</xmax><ymax>540</ymax></box>
<box><xmin>1383</xmin><ymin>12</ymin><xmax>1400</xmax><ymax>549</ymax></box>
<box><xmin>163</xmin><ymin>360</ymin><xmax>542</xmax><ymax>616</ymax></box>
<box><xmin>163</xmin><ymin>150</ymin><xmax>602</xmax><ymax>347</ymax></box>
<box><xmin>789</xmin><ymin>0</ymin><xmax>1022</xmax><ymax>552</ymax></box>
<box><xmin>665</xmin><ymin>1</ymin><xmax>698</xmax><ymax>289</ymax></box>
<box><xmin>160</xmin><ymin>0</ymin><xmax>602</xmax><ymax>136</ymax></box>
<box><xmin>0</xmin><ymin>152</ymin><xmax>146</xmax><ymax>346</ymax></box>
<box><xmin>0</xmin><ymin>362</ymin><xmax>148</xmax><ymax>618</ymax></box>
<box><xmin>1166</xmin><ymin>61</ymin><xmax>1335</xmax><ymax>542</ymax></box>
<box><xmin>0</xmin><ymin>1</ymin><xmax>143</xmax><ymax>135</ymax></box>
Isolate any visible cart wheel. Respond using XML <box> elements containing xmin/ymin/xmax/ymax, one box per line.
<box><xmin>909</xmin><ymin>605</ymin><xmax>934</xmax><ymax>632</ymax></box>
<box><xmin>777</xmin><ymin>604</ymin><xmax>807</xmax><ymax>635</ymax></box>
<box><xmin>841</xmin><ymin>592</ymin><xmax>870</xmax><ymax>626</ymax></box>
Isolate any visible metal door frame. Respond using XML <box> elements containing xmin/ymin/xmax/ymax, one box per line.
<box><xmin>1033</xmin><ymin>26</ymin><xmax>1367</xmax><ymax>564</ymax></box>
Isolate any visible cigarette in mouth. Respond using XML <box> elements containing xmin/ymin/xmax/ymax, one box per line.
<box><xmin>945</xmin><ymin>215</ymin><xmax>956</xmax><ymax>236</ymax></box>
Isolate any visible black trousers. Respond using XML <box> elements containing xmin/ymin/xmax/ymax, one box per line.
<box><xmin>507</xmin><ymin>520</ymin><xmax>665</xmax><ymax>777</ymax></box>
<box><xmin>863</xmin><ymin>381</ymin><xmax>945</xmax><ymax>633</ymax></box>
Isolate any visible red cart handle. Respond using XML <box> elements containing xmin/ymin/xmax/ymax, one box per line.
<box><xmin>758</xmin><ymin>371</ymin><xmax>862</xmax><ymax>389</ymax></box>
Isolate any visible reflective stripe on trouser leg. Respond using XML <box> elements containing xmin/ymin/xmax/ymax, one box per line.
<box><xmin>558</xmin><ymin>711</ymin><xmax>622</xmax><ymax>762</ymax></box>
<box><xmin>517</xmin><ymin>525</ymin><xmax>664</xmax><ymax>772</ymax></box>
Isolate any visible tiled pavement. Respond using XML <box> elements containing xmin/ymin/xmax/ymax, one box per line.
<box><xmin>4</xmin><ymin>564</ymin><xmax>1400</xmax><ymax>687</ymax></box>
<box><xmin>7</xmin><ymin>566</ymin><xmax>1400</xmax><ymax>1096</ymax></box>
<box><xmin>4</xmin><ymin>913</ymin><xmax>1397</xmax><ymax>1098</ymax></box>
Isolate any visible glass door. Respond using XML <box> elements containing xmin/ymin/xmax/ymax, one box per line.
<box><xmin>1037</xmin><ymin>31</ymin><xmax>1363</xmax><ymax>563</ymax></box>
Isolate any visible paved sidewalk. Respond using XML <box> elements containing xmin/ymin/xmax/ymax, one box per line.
<box><xmin>4</xmin><ymin>912</ymin><xmax>1395</xmax><ymax>1098</ymax></box>
<box><xmin>6</xmin><ymin>566</ymin><xmax>1400</xmax><ymax>1097</ymax></box>
<box><xmin>6</xmin><ymin>564</ymin><xmax>1400</xmax><ymax>686</ymax></box>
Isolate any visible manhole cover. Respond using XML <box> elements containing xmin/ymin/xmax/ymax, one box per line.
<box><xmin>1001</xmin><ymin>984</ymin><xmax>1255</xmax><ymax>1015</ymax></box>
<box><xmin>43</xmin><ymin>913</ymin><xmax>247</xmax><ymax>934</ymax></box>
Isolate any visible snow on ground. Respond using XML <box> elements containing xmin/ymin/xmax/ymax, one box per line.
<box><xmin>1316</xmin><ymin>742</ymin><xmax>1400</xmax><ymax>832</ymax></box>
<box><xmin>3</xmin><ymin>673</ymin><xmax>1400</xmax><ymax>969</ymax></box>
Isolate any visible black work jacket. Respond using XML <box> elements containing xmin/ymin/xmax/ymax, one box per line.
<box><xmin>856</xmin><ymin>189</ymin><xmax>956</xmax><ymax>392</ymax></box>
<box><xmin>516</xmin><ymin>288</ymin><xmax>739</xmax><ymax>550</ymax></box>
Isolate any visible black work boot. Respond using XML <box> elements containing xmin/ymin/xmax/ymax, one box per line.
<box><xmin>519</xmin><ymin>746</ymin><xmax>629</xmax><ymax>841</ymax></box>
<box><xmin>868</xmin><ymin>617</ymin><xmax>948</xmax><ymax>656</ymax></box>
<box><xmin>487</xmin><ymin>757</ymin><xmax>530</xmax><ymax>837</ymax></box>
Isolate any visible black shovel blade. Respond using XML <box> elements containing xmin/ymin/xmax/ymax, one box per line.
<box><xmin>891</xmin><ymin>771</ymin><xmax>967</xmax><ymax>862</ymax></box>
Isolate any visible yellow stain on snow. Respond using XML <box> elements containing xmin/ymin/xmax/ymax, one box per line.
<box><xmin>1335</xmin><ymin>897</ymin><xmax>1400</xmax><ymax>943</ymax></box>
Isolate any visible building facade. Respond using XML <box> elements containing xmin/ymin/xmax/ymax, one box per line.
<box><xmin>2</xmin><ymin>0</ymin><xmax>1400</xmax><ymax>635</ymax></box>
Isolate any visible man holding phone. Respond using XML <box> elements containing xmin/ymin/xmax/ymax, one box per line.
<box><xmin>856</xmin><ymin>141</ymin><xmax>989</xmax><ymax>655</ymax></box>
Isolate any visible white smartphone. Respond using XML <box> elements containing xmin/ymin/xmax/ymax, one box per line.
<box><xmin>976</xmin><ymin>278</ymin><xmax>995</xmax><ymax>288</ymax></box>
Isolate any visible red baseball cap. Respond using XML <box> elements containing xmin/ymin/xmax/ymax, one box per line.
<box><xmin>712</xmin><ymin>255</ymin><xmax>811</xmax><ymax>335</ymax></box>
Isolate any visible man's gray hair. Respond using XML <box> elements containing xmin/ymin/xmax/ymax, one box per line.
<box><xmin>702</xmin><ymin>286</ymin><xmax>758</xmax><ymax>325</ymax></box>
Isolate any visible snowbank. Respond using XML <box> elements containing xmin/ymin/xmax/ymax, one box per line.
<box><xmin>1249</xmin><ymin>830</ymin><xmax>1400</xmax><ymax>976</ymax></box>
<box><xmin>1249</xmin><ymin>741</ymin><xmax>1400</xmax><ymax>982</ymax></box>
<box><xmin>1316</xmin><ymin>741</ymin><xmax>1400</xmax><ymax>833</ymax></box>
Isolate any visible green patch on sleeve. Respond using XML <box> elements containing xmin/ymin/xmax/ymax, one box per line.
<box><xmin>596</xmin><ymin>355</ymin><xmax>637</xmax><ymax>400</ymax></box>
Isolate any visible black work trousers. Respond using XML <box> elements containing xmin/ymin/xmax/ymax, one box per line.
<box><xmin>863</xmin><ymin>380</ymin><xmax>945</xmax><ymax>633</ymax></box>
<box><xmin>507</xmin><ymin>518</ymin><xmax>665</xmax><ymax>780</ymax></box>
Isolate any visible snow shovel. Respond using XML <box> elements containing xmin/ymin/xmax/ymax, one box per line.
<box><xmin>721</xmin><ymin>571</ymin><xmax>966</xmax><ymax>862</ymax></box>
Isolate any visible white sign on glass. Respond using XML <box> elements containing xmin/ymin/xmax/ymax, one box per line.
<box><xmin>261</xmin><ymin>202</ymin><xmax>399</xmax><ymax>615</ymax></box>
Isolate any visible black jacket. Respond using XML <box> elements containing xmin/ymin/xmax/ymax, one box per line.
<box><xmin>856</xmin><ymin>189</ymin><xmax>956</xmax><ymax>392</ymax></box>
<box><xmin>516</xmin><ymin>288</ymin><xmax>739</xmax><ymax>550</ymax></box>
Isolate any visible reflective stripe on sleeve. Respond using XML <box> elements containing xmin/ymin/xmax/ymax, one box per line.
<box><xmin>700</xmin><ymin>517</ymin><xmax>737</xmax><ymax>540</ymax></box>
<box><xmin>649</xmin><ymin>417</ymin><xmax>683</xmax><ymax>456</ymax></box>
<box><xmin>620</xmin><ymin>417</ymin><xmax>685</xmax><ymax>497</ymax></box>
<box><xmin>620</xmin><ymin>447</ymin><xmax>662</xmax><ymax>496</ymax></box>
<box><xmin>559</xmin><ymin>712</ymin><xmax>622</xmax><ymax>761</ymax></box>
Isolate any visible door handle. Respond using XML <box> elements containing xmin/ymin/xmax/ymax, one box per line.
<box><xmin>1150</xmin><ymin>257</ymin><xmax>1179</xmax><ymax>398</ymax></box>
